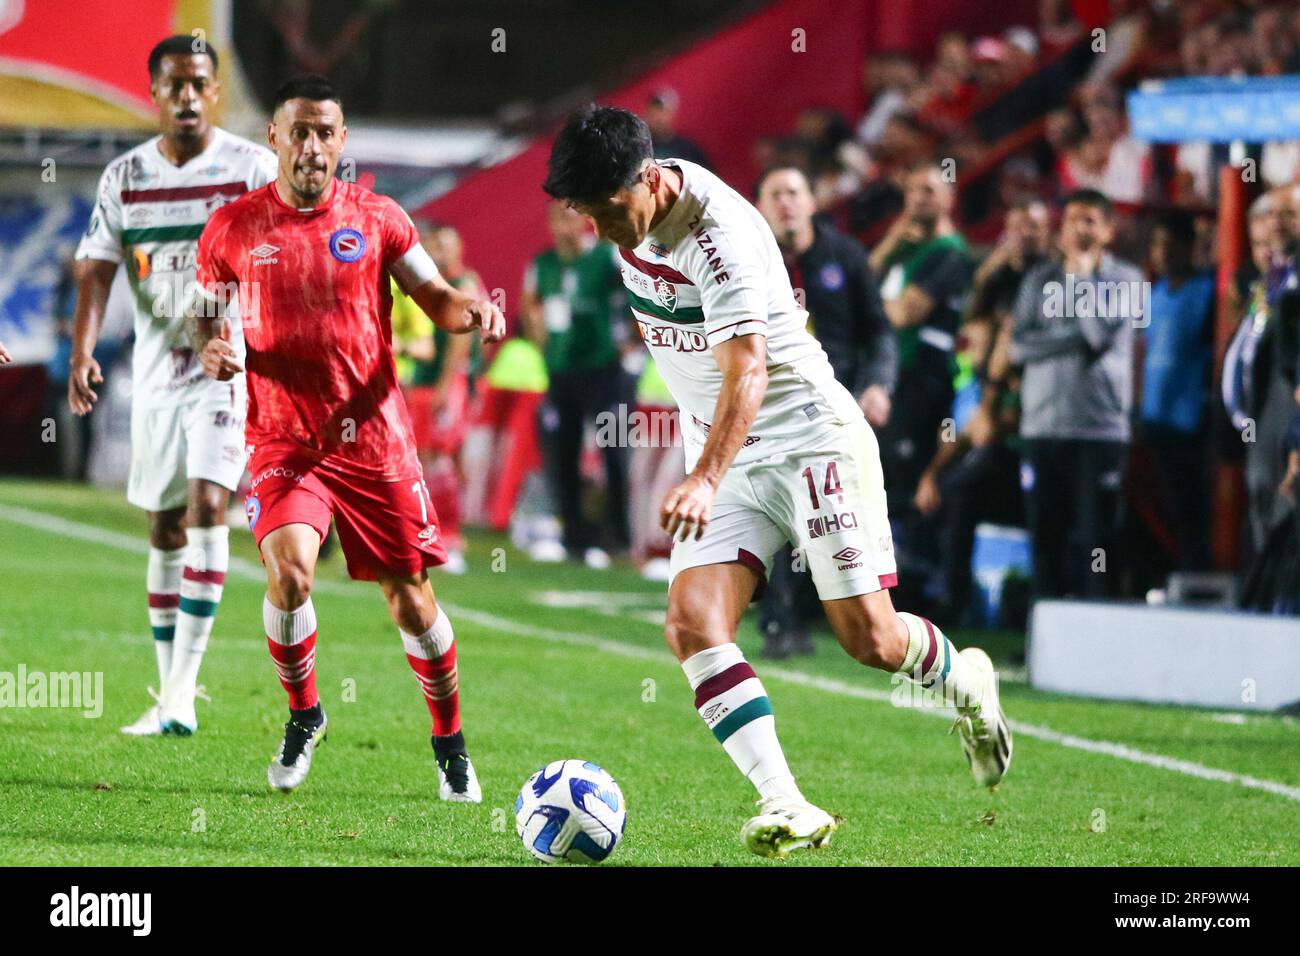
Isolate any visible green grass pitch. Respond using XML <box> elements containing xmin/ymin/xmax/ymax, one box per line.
<box><xmin>1</xmin><ymin>478</ymin><xmax>1297</xmax><ymax>866</ymax></box>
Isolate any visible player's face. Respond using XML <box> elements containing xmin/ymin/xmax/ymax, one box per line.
<box><xmin>151</xmin><ymin>54</ymin><xmax>219</xmax><ymax>144</ymax></box>
<box><xmin>1059</xmin><ymin>202</ymin><xmax>1113</xmax><ymax>255</ymax></box>
<box><xmin>270</xmin><ymin>98</ymin><xmax>346</xmax><ymax>203</ymax></box>
<box><xmin>756</xmin><ymin>170</ymin><xmax>815</xmax><ymax>241</ymax></box>
<box><xmin>573</xmin><ymin>172</ymin><xmax>657</xmax><ymax>250</ymax></box>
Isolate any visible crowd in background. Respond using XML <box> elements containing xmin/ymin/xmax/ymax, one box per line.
<box><xmin>17</xmin><ymin>0</ymin><xmax>1300</xmax><ymax>656</ymax></box>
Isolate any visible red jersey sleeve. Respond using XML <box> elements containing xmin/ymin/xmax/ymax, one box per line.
<box><xmin>379</xmin><ymin>197</ymin><xmax>439</xmax><ymax>293</ymax></box>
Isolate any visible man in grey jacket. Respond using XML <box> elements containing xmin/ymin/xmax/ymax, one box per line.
<box><xmin>1010</xmin><ymin>189</ymin><xmax>1144</xmax><ymax>600</ymax></box>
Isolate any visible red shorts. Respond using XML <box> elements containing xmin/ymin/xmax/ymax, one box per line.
<box><xmin>245</xmin><ymin>447</ymin><xmax>447</xmax><ymax>581</ymax></box>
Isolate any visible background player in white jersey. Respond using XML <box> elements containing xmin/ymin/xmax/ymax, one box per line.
<box><xmin>544</xmin><ymin>107</ymin><xmax>1012</xmax><ymax>858</ymax></box>
<box><xmin>70</xmin><ymin>36</ymin><xmax>276</xmax><ymax>737</ymax></box>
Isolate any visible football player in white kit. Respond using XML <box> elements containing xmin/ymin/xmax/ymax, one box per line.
<box><xmin>70</xmin><ymin>36</ymin><xmax>276</xmax><ymax>736</ymax></box>
<box><xmin>544</xmin><ymin>107</ymin><xmax>1012</xmax><ymax>858</ymax></box>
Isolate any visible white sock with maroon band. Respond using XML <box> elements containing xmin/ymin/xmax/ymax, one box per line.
<box><xmin>168</xmin><ymin>526</ymin><xmax>230</xmax><ymax>709</ymax></box>
<box><xmin>897</xmin><ymin>611</ymin><xmax>985</xmax><ymax>710</ymax></box>
<box><xmin>682</xmin><ymin>643</ymin><xmax>802</xmax><ymax>801</ymax></box>
<box><xmin>146</xmin><ymin>547</ymin><xmax>185</xmax><ymax>690</ymax></box>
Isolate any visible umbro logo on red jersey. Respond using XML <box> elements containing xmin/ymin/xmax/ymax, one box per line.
<box><xmin>250</xmin><ymin>243</ymin><xmax>280</xmax><ymax>265</ymax></box>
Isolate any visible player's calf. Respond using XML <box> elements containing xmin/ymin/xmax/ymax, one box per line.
<box><xmin>382</xmin><ymin>577</ymin><xmax>481</xmax><ymax>802</ymax></box>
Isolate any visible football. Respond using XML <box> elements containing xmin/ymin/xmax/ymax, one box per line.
<box><xmin>514</xmin><ymin>760</ymin><xmax>627</xmax><ymax>864</ymax></box>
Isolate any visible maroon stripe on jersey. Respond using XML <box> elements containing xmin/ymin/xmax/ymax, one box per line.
<box><xmin>183</xmin><ymin>567</ymin><xmax>227</xmax><ymax>585</ymax></box>
<box><xmin>619</xmin><ymin>247</ymin><xmax>695</xmax><ymax>286</ymax></box>
<box><xmin>919</xmin><ymin>617</ymin><xmax>939</xmax><ymax>675</ymax></box>
<box><xmin>694</xmin><ymin>661</ymin><xmax>757</xmax><ymax>709</ymax></box>
<box><xmin>879</xmin><ymin>572</ymin><xmax>898</xmax><ymax>589</ymax></box>
<box><xmin>121</xmin><ymin>182</ymin><xmax>249</xmax><ymax>204</ymax></box>
<box><xmin>148</xmin><ymin>593</ymin><xmax>180</xmax><ymax>609</ymax></box>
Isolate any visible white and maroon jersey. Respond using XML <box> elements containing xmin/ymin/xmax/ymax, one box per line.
<box><xmin>75</xmin><ymin>127</ymin><xmax>276</xmax><ymax>408</ymax></box>
<box><xmin>618</xmin><ymin>159</ymin><xmax>862</xmax><ymax>470</ymax></box>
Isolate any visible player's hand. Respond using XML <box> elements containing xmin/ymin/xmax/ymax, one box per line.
<box><xmin>200</xmin><ymin>320</ymin><xmax>243</xmax><ymax>381</ymax></box>
<box><xmin>859</xmin><ymin>385</ymin><xmax>891</xmax><ymax>428</ymax></box>
<box><xmin>0</xmin><ymin>340</ymin><xmax>11</xmax><ymax>365</ymax></box>
<box><xmin>465</xmin><ymin>300</ymin><xmax>506</xmax><ymax>344</ymax></box>
<box><xmin>660</xmin><ymin>473</ymin><xmax>715</xmax><ymax>543</ymax></box>
<box><xmin>68</xmin><ymin>353</ymin><xmax>103</xmax><ymax>416</ymax></box>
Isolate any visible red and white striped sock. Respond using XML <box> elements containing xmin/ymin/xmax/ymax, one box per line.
<box><xmin>263</xmin><ymin>595</ymin><xmax>319</xmax><ymax>710</ymax></box>
<box><xmin>400</xmin><ymin>607</ymin><xmax>460</xmax><ymax>736</ymax></box>
<box><xmin>146</xmin><ymin>547</ymin><xmax>185</xmax><ymax>691</ymax></box>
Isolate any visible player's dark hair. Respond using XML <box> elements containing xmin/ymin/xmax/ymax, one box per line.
<box><xmin>148</xmin><ymin>35</ymin><xmax>218</xmax><ymax>79</ymax></box>
<box><xmin>1153</xmin><ymin>209</ymin><xmax>1197</xmax><ymax>246</ymax></box>
<box><xmin>543</xmin><ymin>106</ymin><xmax>654</xmax><ymax>204</ymax></box>
<box><xmin>272</xmin><ymin>74</ymin><xmax>342</xmax><ymax>112</ymax></box>
<box><xmin>1061</xmin><ymin>188</ymin><xmax>1114</xmax><ymax>220</ymax></box>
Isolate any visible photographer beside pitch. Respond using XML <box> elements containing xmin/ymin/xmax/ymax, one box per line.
<box><xmin>192</xmin><ymin>76</ymin><xmax>505</xmax><ymax>796</ymax></box>
<box><xmin>543</xmin><ymin>107</ymin><xmax>1011</xmax><ymax>859</ymax></box>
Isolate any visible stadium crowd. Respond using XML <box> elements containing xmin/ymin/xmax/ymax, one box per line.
<box><xmin>9</xmin><ymin>0</ymin><xmax>1300</xmax><ymax>661</ymax></box>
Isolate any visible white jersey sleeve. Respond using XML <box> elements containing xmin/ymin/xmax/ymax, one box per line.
<box><xmin>676</xmin><ymin>210</ymin><xmax>770</xmax><ymax>348</ymax></box>
<box><xmin>75</xmin><ymin>160</ymin><xmax>127</xmax><ymax>264</ymax></box>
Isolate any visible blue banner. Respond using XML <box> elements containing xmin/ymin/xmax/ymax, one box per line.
<box><xmin>1128</xmin><ymin>76</ymin><xmax>1300</xmax><ymax>144</ymax></box>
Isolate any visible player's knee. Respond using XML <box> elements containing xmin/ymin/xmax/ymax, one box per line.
<box><xmin>664</xmin><ymin>613</ymin><xmax>724</xmax><ymax>662</ymax></box>
<box><xmin>268</xmin><ymin>560</ymin><xmax>313</xmax><ymax>609</ymax></box>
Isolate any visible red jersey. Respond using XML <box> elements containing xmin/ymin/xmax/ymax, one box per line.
<box><xmin>197</xmin><ymin>179</ymin><xmax>433</xmax><ymax>481</ymax></box>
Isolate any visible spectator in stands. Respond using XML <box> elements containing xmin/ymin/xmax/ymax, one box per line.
<box><xmin>754</xmin><ymin>165</ymin><xmax>898</xmax><ymax>658</ymax></box>
<box><xmin>1011</xmin><ymin>188</ymin><xmax>1144</xmax><ymax>600</ymax></box>
<box><xmin>645</xmin><ymin>87</ymin><xmax>710</xmax><ymax>169</ymax></box>
<box><xmin>1058</xmin><ymin>86</ymin><xmax>1153</xmax><ymax>206</ymax></box>
<box><xmin>856</xmin><ymin>51</ymin><xmax>919</xmax><ymax>149</ymax></box>
<box><xmin>868</xmin><ymin>163</ymin><xmax>973</xmax><ymax>521</ymax></box>
<box><xmin>1140</xmin><ymin>210</ymin><xmax>1215</xmax><ymax>572</ymax></box>
<box><xmin>522</xmin><ymin>201</ymin><xmax>630</xmax><ymax>568</ymax></box>
<box><xmin>969</xmin><ymin>199</ymin><xmax>1053</xmax><ymax>324</ymax></box>
<box><xmin>1222</xmin><ymin>195</ymin><xmax>1296</xmax><ymax>555</ymax></box>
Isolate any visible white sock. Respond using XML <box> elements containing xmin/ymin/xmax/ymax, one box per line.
<box><xmin>167</xmin><ymin>525</ymin><xmax>229</xmax><ymax>709</ymax></box>
<box><xmin>897</xmin><ymin>611</ymin><xmax>985</xmax><ymax>711</ymax></box>
<box><xmin>146</xmin><ymin>547</ymin><xmax>185</xmax><ymax>691</ymax></box>
<box><xmin>682</xmin><ymin>644</ymin><xmax>802</xmax><ymax>801</ymax></box>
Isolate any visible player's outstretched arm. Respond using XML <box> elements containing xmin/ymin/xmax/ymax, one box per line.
<box><xmin>660</xmin><ymin>332</ymin><xmax>768</xmax><ymax>542</ymax></box>
<box><xmin>68</xmin><ymin>258</ymin><xmax>117</xmax><ymax>416</ymax></box>
<box><xmin>408</xmin><ymin>275</ymin><xmax>506</xmax><ymax>344</ymax></box>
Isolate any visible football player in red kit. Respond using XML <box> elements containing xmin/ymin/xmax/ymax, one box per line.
<box><xmin>193</xmin><ymin>75</ymin><xmax>505</xmax><ymax>795</ymax></box>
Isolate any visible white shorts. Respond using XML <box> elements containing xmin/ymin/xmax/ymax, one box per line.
<box><xmin>127</xmin><ymin>378</ymin><xmax>248</xmax><ymax>512</ymax></box>
<box><xmin>669</xmin><ymin>417</ymin><xmax>897</xmax><ymax>601</ymax></box>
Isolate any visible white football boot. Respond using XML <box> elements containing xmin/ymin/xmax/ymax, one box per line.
<box><xmin>740</xmin><ymin>795</ymin><xmax>838</xmax><ymax>859</ymax></box>
<box><xmin>159</xmin><ymin>684</ymin><xmax>204</xmax><ymax>736</ymax></box>
<box><xmin>437</xmin><ymin>753</ymin><xmax>483</xmax><ymax>803</ymax></box>
<box><xmin>267</xmin><ymin>712</ymin><xmax>328</xmax><ymax>791</ymax></box>
<box><xmin>951</xmin><ymin>647</ymin><xmax>1013</xmax><ymax>790</ymax></box>
<box><xmin>120</xmin><ymin>689</ymin><xmax>164</xmax><ymax>736</ymax></box>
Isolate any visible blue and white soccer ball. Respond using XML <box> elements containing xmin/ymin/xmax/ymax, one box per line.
<box><xmin>515</xmin><ymin>759</ymin><xmax>627</xmax><ymax>864</ymax></box>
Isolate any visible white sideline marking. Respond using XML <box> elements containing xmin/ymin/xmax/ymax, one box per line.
<box><xmin>3</xmin><ymin>500</ymin><xmax>1299</xmax><ymax>804</ymax></box>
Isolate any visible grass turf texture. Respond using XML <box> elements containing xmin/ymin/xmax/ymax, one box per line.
<box><xmin>1</xmin><ymin>478</ymin><xmax>1297</xmax><ymax>866</ymax></box>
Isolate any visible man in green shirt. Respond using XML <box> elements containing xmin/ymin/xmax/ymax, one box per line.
<box><xmin>521</xmin><ymin>201</ymin><xmax>630</xmax><ymax>565</ymax></box>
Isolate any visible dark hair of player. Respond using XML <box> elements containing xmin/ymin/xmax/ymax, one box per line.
<box><xmin>272</xmin><ymin>74</ymin><xmax>342</xmax><ymax>112</ymax></box>
<box><xmin>1061</xmin><ymin>187</ymin><xmax>1114</xmax><ymax>220</ymax></box>
<box><xmin>148</xmin><ymin>35</ymin><xmax>218</xmax><ymax>79</ymax></box>
<box><xmin>543</xmin><ymin>106</ymin><xmax>654</xmax><ymax>204</ymax></box>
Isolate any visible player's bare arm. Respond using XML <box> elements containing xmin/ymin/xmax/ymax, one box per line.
<box><xmin>660</xmin><ymin>332</ymin><xmax>767</xmax><ymax>542</ymax></box>
<box><xmin>68</xmin><ymin>258</ymin><xmax>117</xmax><ymax>415</ymax></box>
<box><xmin>408</xmin><ymin>274</ymin><xmax>506</xmax><ymax>344</ymax></box>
